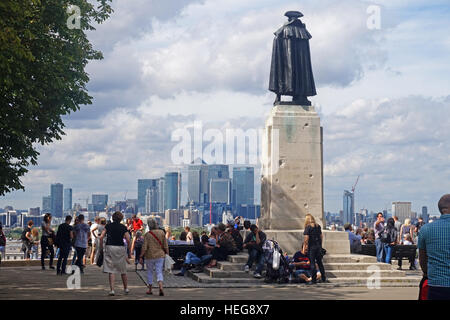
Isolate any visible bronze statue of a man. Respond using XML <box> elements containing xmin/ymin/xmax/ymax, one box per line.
<box><xmin>269</xmin><ymin>11</ymin><xmax>317</xmax><ymax>106</ymax></box>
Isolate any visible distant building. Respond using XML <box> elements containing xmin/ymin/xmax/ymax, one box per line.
<box><xmin>236</xmin><ymin>204</ymin><xmax>260</xmax><ymax>220</ymax></box>
<box><xmin>187</xmin><ymin>159</ymin><xmax>209</xmax><ymax>204</ymax></box>
<box><xmin>51</xmin><ymin>183</ymin><xmax>64</xmax><ymax>218</ymax></box>
<box><xmin>42</xmin><ymin>196</ymin><xmax>51</xmax><ymax>214</ymax></box>
<box><xmin>63</xmin><ymin>188</ymin><xmax>72</xmax><ymax>212</ymax></box>
<box><xmin>422</xmin><ymin>206</ymin><xmax>429</xmax><ymax>223</ymax></box>
<box><xmin>92</xmin><ymin>194</ymin><xmax>108</xmax><ymax>212</ymax></box>
<box><xmin>138</xmin><ymin>179</ymin><xmax>159</xmax><ymax>213</ymax></box>
<box><xmin>145</xmin><ymin>185</ymin><xmax>159</xmax><ymax>214</ymax></box>
<box><xmin>29</xmin><ymin>207</ymin><xmax>40</xmax><ymax>216</ymax></box>
<box><xmin>164</xmin><ymin>172</ymin><xmax>182</xmax><ymax>210</ymax></box>
<box><xmin>232</xmin><ymin>167</ymin><xmax>254</xmax><ymax>213</ymax></box>
<box><xmin>164</xmin><ymin>209</ymin><xmax>184</xmax><ymax>227</ymax></box>
<box><xmin>158</xmin><ymin>178</ymin><xmax>165</xmax><ymax>213</ymax></box>
<box><xmin>343</xmin><ymin>190</ymin><xmax>354</xmax><ymax>225</ymax></box>
<box><xmin>392</xmin><ymin>202</ymin><xmax>412</xmax><ymax>223</ymax></box>
<box><xmin>209</xmin><ymin>178</ymin><xmax>231</xmax><ymax>204</ymax></box>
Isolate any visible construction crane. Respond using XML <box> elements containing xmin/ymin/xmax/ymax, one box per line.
<box><xmin>352</xmin><ymin>175</ymin><xmax>360</xmax><ymax>227</ymax></box>
<box><xmin>352</xmin><ymin>175</ymin><xmax>360</xmax><ymax>193</ymax></box>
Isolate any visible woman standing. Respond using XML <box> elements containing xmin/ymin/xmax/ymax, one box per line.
<box><xmin>383</xmin><ymin>218</ymin><xmax>399</xmax><ymax>264</ymax></box>
<box><xmin>140</xmin><ymin>218</ymin><xmax>168</xmax><ymax>296</ymax></box>
<box><xmin>302</xmin><ymin>214</ymin><xmax>328</xmax><ymax>284</ymax></box>
<box><xmin>400</xmin><ymin>218</ymin><xmax>414</xmax><ymax>244</ymax></box>
<box><xmin>99</xmin><ymin>211</ymin><xmax>131</xmax><ymax>296</ymax></box>
<box><xmin>41</xmin><ymin>213</ymin><xmax>55</xmax><ymax>270</ymax></box>
<box><xmin>30</xmin><ymin>228</ymin><xmax>40</xmax><ymax>259</ymax></box>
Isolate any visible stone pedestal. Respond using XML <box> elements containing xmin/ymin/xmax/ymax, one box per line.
<box><xmin>260</xmin><ymin>104</ymin><xmax>324</xmax><ymax>229</ymax></box>
<box><xmin>259</xmin><ymin>104</ymin><xmax>349</xmax><ymax>254</ymax></box>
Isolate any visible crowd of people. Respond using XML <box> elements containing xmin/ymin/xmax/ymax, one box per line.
<box><xmin>344</xmin><ymin>213</ymin><xmax>426</xmax><ymax>268</ymax></box>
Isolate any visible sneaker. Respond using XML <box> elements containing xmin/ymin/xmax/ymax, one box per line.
<box><xmin>108</xmin><ymin>290</ymin><xmax>115</xmax><ymax>296</ymax></box>
<box><xmin>124</xmin><ymin>288</ymin><xmax>129</xmax><ymax>295</ymax></box>
<box><xmin>49</xmin><ymin>266</ymin><xmax>55</xmax><ymax>270</ymax></box>
<box><xmin>253</xmin><ymin>272</ymin><xmax>262</xmax><ymax>279</ymax></box>
<box><xmin>174</xmin><ymin>272</ymin><xmax>184</xmax><ymax>277</ymax></box>
<box><xmin>244</xmin><ymin>265</ymin><xmax>250</xmax><ymax>273</ymax></box>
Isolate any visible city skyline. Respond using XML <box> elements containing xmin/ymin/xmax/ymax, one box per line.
<box><xmin>0</xmin><ymin>0</ymin><xmax>449</xmax><ymax>215</ymax></box>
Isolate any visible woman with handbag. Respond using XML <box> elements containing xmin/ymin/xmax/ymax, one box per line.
<box><xmin>139</xmin><ymin>218</ymin><xmax>169</xmax><ymax>296</ymax></box>
<box><xmin>99</xmin><ymin>211</ymin><xmax>131</xmax><ymax>296</ymax></box>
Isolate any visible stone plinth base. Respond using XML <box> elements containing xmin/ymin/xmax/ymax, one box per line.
<box><xmin>261</xmin><ymin>230</ymin><xmax>350</xmax><ymax>255</ymax></box>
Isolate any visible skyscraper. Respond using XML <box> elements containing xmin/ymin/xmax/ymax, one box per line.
<box><xmin>164</xmin><ymin>172</ymin><xmax>182</xmax><ymax>210</ymax></box>
<box><xmin>138</xmin><ymin>179</ymin><xmax>159</xmax><ymax>213</ymax></box>
<box><xmin>51</xmin><ymin>183</ymin><xmax>63</xmax><ymax>218</ymax></box>
<box><xmin>187</xmin><ymin>159</ymin><xmax>209</xmax><ymax>204</ymax></box>
<box><xmin>158</xmin><ymin>178</ymin><xmax>165</xmax><ymax>213</ymax></box>
<box><xmin>392</xmin><ymin>202</ymin><xmax>412</xmax><ymax>223</ymax></box>
<box><xmin>208</xmin><ymin>164</ymin><xmax>229</xmax><ymax>180</ymax></box>
<box><xmin>63</xmin><ymin>188</ymin><xmax>72</xmax><ymax>212</ymax></box>
<box><xmin>145</xmin><ymin>187</ymin><xmax>159</xmax><ymax>213</ymax></box>
<box><xmin>232</xmin><ymin>167</ymin><xmax>254</xmax><ymax>213</ymax></box>
<box><xmin>209</xmin><ymin>178</ymin><xmax>231</xmax><ymax>204</ymax></box>
<box><xmin>422</xmin><ymin>206</ymin><xmax>429</xmax><ymax>223</ymax></box>
<box><xmin>92</xmin><ymin>194</ymin><xmax>108</xmax><ymax>212</ymax></box>
<box><xmin>343</xmin><ymin>190</ymin><xmax>354</xmax><ymax>225</ymax></box>
<box><xmin>42</xmin><ymin>196</ymin><xmax>51</xmax><ymax>214</ymax></box>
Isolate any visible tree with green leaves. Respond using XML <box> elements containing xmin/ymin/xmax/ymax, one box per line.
<box><xmin>0</xmin><ymin>0</ymin><xmax>113</xmax><ymax>195</ymax></box>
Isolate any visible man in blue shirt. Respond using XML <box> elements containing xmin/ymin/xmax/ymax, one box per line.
<box><xmin>73</xmin><ymin>214</ymin><xmax>91</xmax><ymax>274</ymax></box>
<box><xmin>344</xmin><ymin>223</ymin><xmax>362</xmax><ymax>253</ymax></box>
<box><xmin>418</xmin><ymin>194</ymin><xmax>450</xmax><ymax>300</ymax></box>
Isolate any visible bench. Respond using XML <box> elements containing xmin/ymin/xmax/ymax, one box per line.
<box><xmin>360</xmin><ymin>244</ymin><xmax>417</xmax><ymax>267</ymax></box>
<box><xmin>168</xmin><ymin>244</ymin><xmax>195</xmax><ymax>270</ymax></box>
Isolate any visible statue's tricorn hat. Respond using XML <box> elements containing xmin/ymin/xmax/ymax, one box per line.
<box><xmin>284</xmin><ymin>11</ymin><xmax>304</xmax><ymax>19</ymax></box>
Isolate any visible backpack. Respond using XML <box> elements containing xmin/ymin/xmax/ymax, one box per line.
<box><xmin>21</xmin><ymin>228</ymin><xmax>29</xmax><ymax>242</ymax></box>
<box><xmin>379</xmin><ymin>226</ymin><xmax>391</xmax><ymax>243</ymax></box>
<box><xmin>135</xmin><ymin>237</ymin><xmax>144</xmax><ymax>248</ymax></box>
<box><xmin>0</xmin><ymin>232</ymin><xmax>5</xmax><ymax>246</ymax></box>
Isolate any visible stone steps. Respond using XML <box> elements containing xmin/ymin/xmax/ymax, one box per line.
<box><xmin>323</xmin><ymin>263</ymin><xmax>394</xmax><ymax>271</ymax></box>
<box><xmin>188</xmin><ymin>252</ymin><xmax>418</xmax><ymax>286</ymax></box>
<box><xmin>188</xmin><ymin>271</ymin><xmax>264</xmax><ymax>284</ymax></box>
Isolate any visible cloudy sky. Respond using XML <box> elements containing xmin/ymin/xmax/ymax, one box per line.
<box><xmin>2</xmin><ymin>0</ymin><xmax>449</xmax><ymax>214</ymax></box>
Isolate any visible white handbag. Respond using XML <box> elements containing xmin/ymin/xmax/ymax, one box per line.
<box><xmin>272</xmin><ymin>249</ymin><xmax>281</xmax><ymax>270</ymax></box>
<box><xmin>164</xmin><ymin>254</ymin><xmax>175</xmax><ymax>271</ymax></box>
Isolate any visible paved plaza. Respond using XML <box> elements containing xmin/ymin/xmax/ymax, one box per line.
<box><xmin>0</xmin><ymin>264</ymin><xmax>420</xmax><ymax>300</ymax></box>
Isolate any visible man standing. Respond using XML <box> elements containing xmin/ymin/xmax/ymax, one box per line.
<box><xmin>73</xmin><ymin>214</ymin><xmax>90</xmax><ymax>274</ymax></box>
<box><xmin>243</xmin><ymin>225</ymin><xmax>266</xmax><ymax>279</ymax></box>
<box><xmin>55</xmin><ymin>216</ymin><xmax>73</xmax><ymax>275</ymax></box>
<box><xmin>418</xmin><ymin>194</ymin><xmax>450</xmax><ymax>300</ymax></box>
<box><xmin>374</xmin><ymin>212</ymin><xmax>385</xmax><ymax>263</ymax></box>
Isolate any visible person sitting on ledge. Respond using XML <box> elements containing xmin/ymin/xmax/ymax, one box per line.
<box><xmin>206</xmin><ymin>223</ymin><xmax>236</xmax><ymax>268</ymax></box>
<box><xmin>243</xmin><ymin>224</ymin><xmax>266</xmax><ymax>279</ymax></box>
<box><xmin>227</xmin><ymin>222</ymin><xmax>243</xmax><ymax>252</ymax></box>
<box><xmin>175</xmin><ymin>232</ymin><xmax>212</xmax><ymax>276</ymax></box>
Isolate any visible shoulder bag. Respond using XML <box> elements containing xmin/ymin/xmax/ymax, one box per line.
<box><xmin>149</xmin><ymin>231</ymin><xmax>175</xmax><ymax>272</ymax></box>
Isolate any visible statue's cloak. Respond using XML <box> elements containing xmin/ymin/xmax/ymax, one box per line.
<box><xmin>269</xmin><ymin>19</ymin><xmax>317</xmax><ymax>97</ymax></box>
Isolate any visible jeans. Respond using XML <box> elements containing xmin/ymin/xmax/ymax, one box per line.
<box><xmin>75</xmin><ymin>247</ymin><xmax>86</xmax><ymax>273</ymax></box>
<box><xmin>31</xmin><ymin>245</ymin><xmax>39</xmax><ymax>259</ymax></box>
<box><xmin>246</xmin><ymin>248</ymin><xmax>265</xmax><ymax>274</ymax></box>
<box><xmin>179</xmin><ymin>253</ymin><xmax>212</xmax><ymax>275</ymax></box>
<box><xmin>146</xmin><ymin>257</ymin><xmax>164</xmax><ymax>286</ymax></box>
<box><xmin>41</xmin><ymin>236</ymin><xmax>54</xmax><ymax>267</ymax></box>
<box><xmin>375</xmin><ymin>239</ymin><xmax>384</xmax><ymax>262</ymax></box>
<box><xmin>428</xmin><ymin>286</ymin><xmax>450</xmax><ymax>300</ymax></box>
<box><xmin>384</xmin><ymin>244</ymin><xmax>393</xmax><ymax>264</ymax></box>
<box><xmin>308</xmin><ymin>246</ymin><xmax>326</xmax><ymax>282</ymax></box>
<box><xmin>57</xmin><ymin>246</ymin><xmax>71</xmax><ymax>274</ymax></box>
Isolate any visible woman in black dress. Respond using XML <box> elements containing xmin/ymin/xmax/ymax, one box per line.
<box><xmin>302</xmin><ymin>214</ymin><xmax>328</xmax><ymax>284</ymax></box>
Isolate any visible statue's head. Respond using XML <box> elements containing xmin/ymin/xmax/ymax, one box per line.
<box><xmin>284</xmin><ymin>11</ymin><xmax>303</xmax><ymax>21</ymax></box>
